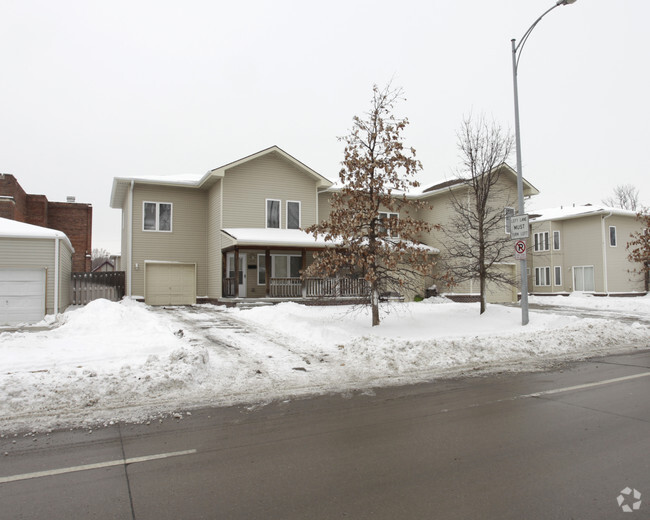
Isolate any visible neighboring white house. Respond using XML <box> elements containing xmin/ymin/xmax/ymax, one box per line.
<box><xmin>528</xmin><ymin>205</ymin><xmax>646</xmax><ymax>294</ymax></box>
<box><xmin>0</xmin><ymin>217</ymin><xmax>74</xmax><ymax>325</ymax></box>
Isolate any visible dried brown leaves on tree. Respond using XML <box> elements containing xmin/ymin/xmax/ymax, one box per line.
<box><xmin>441</xmin><ymin>115</ymin><xmax>515</xmax><ymax>314</ymax></box>
<box><xmin>627</xmin><ymin>208</ymin><xmax>650</xmax><ymax>290</ymax></box>
<box><xmin>305</xmin><ymin>84</ymin><xmax>436</xmax><ymax>326</ymax></box>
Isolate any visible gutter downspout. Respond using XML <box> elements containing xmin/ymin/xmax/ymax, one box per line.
<box><xmin>601</xmin><ymin>211</ymin><xmax>613</xmax><ymax>294</ymax></box>
<box><xmin>54</xmin><ymin>237</ymin><xmax>60</xmax><ymax>314</ymax></box>
<box><xmin>129</xmin><ymin>180</ymin><xmax>134</xmax><ymax>297</ymax></box>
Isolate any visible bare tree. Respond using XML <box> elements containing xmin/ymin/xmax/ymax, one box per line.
<box><xmin>602</xmin><ymin>184</ymin><xmax>640</xmax><ymax>211</ymax></box>
<box><xmin>91</xmin><ymin>247</ymin><xmax>111</xmax><ymax>270</ymax></box>
<box><xmin>440</xmin><ymin>115</ymin><xmax>515</xmax><ymax>314</ymax></box>
<box><xmin>305</xmin><ymin>84</ymin><xmax>437</xmax><ymax>326</ymax></box>
<box><xmin>627</xmin><ymin>207</ymin><xmax>650</xmax><ymax>291</ymax></box>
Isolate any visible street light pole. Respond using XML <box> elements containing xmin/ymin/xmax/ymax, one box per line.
<box><xmin>511</xmin><ymin>0</ymin><xmax>577</xmax><ymax>326</ymax></box>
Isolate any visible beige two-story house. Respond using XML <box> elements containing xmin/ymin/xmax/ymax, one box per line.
<box><xmin>528</xmin><ymin>205</ymin><xmax>646</xmax><ymax>294</ymax></box>
<box><xmin>110</xmin><ymin>146</ymin><xmax>337</xmax><ymax>305</ymax></box>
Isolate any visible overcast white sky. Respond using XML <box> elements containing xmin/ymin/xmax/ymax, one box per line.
<box><xmin>2</xmin><ymin>0</ymin><xmax>648</xmax><ymax>253</ymax></box>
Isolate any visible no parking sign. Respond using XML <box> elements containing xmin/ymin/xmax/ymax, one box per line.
<box><xmin>514</xmin><ymin>240</ymin><xmax>527</xmax><ymax>260</ymax></box>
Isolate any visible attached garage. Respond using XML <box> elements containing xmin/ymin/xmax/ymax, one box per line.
<box><xmin>144</xmin><ymin>261</ymin><xmax>196</xmax><ymax>305</ymax></box>
<box><xmin>0</xmin><ymin>217</ymin><xmax>74</xmax><ymax>326</ymax></box>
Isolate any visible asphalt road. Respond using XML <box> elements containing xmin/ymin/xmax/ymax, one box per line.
<box><xmin>1</xmin><ymin>349</ymin><xmax>649</xmax><ymax>520</ymax></box>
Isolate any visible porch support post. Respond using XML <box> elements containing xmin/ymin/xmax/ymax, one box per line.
<box><xmin>234</xmin><ymin>248</ymin><xmax>239</xmax><ymax>298</ymax></box>
<box><xmin>222</xmin><ymin>251</ymin><xmax>227</xmax><ymax>297</ymax></box>
<box><xmin>301</xmin><ymin>248</ymin><xmax>307</xmax><ymax>298</ymax></box>
<box><xmin>265</xmin><ymin>249</ymin><xmax>271</xmax><ymax>298</ymax></box>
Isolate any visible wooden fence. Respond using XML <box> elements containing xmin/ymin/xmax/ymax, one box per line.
<box><xmin>72</xmin><ymin>271</ymin><xmax>125</xmax><ymax>305</ymax></box>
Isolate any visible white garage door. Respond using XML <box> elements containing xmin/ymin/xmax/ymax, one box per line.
<box><xmin>0</xmin><ymin>268</ymin><xmax>46</xmax><ymax>325</ymax></box>
<box><xmin>145</xmin><ymin>262</ymin><xmax>196</xmax><ymax>306</ymax></box>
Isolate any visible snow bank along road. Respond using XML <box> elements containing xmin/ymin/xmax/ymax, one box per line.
<box><xmin>1</xmin><ymin>350</ymin><xmax>649</xmax><ymax>519</ymax></box>
<box><xmin>0</xmin><ymin>296</ymin><xmax>648</xmax><ymax>433</ymax></box>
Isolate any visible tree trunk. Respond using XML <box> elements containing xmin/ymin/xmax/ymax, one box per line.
<box><xmin>479</xmin><ymin>273</ymin><xmax>487</xmax><ymax>314</ymax></box>
<box><xmin>371</xmin><ymin>283</ymin><xmax>380</xmax><ymax>326</ymax></box>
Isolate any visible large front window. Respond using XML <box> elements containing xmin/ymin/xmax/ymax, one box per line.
<box><xmin>143</xmin><ymin>202</ymin><xmax>172</xmax><ymax>232</ymax></box>
<box><xmin>378</xmin><ymin>212</ymin><xmax>399</xmax><ymax>238</ymax></box>
<box><xmin>257</xmin><ymin>254</ymin><xmax>302</xmax><ymax>284</ymax></box>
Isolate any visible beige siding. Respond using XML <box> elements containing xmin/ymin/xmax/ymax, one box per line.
<box><xmin>222</xmin><ymin>153</ymin><xmax>318</xmax><ymax>229</ymax></box>
<box><xmin>318</xmin><ymin>191</ymin><xmax>334</xmax><ymax>224</ymax></box>
<box><xmin>131</xmin><ymin>185</ymin><xmax>207</xmax><ymax>298</ymax></box>
<box><xmin>0</xmin><ymin>237</ymin><xmax>55</xmax><ymax>314</ymax></box>
<box><xmin>206</xmin><ymin>180</ymin><xmax>222</xmax><ymax>298</ymax></box>
<box><xmin>603</xmin><ymin>215</ymin><xmax>644</xmax><ymax>292</ymax></box>
<box><xmin>58</xmin><ymin>240</ymin><xmax>73</xmax><ymax>311</ymax></box>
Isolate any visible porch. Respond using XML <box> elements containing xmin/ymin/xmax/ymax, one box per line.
<box><xmin>220</xmin><ymin>228</ymin><xmax>368</xmax><ymax>300</ymax></box>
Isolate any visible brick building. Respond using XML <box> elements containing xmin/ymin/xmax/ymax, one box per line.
<box><xmin>0</xmin><ymin>174</ymin><xmax>92</xmax><ymax>272</ymax></box>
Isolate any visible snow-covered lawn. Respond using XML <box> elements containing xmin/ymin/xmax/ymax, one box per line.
<box><xmin>1</xmin><ymin>296</ymin><xmax>648</xmax><ymax>433</ymax></box>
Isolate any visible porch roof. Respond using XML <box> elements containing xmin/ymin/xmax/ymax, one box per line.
<box><xmin>221</xmin><ymin>228</ymin><xmax>338</xmax><ymax>249</ymax></box>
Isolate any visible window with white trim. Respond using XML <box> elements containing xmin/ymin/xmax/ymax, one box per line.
<box><xmin>534</xmin><ymin>232</ymin><xmax>549</xmax><ymax>251</ymax></box>
<box><xmin>143</xmin><ymin>202</ymin><xmax>172</xmax><ymax>232</ymax></box>
<box><xmin>553</xmin><ymin>230</ymin><xmax>561</xmax><ymax>250</ymax></box>
<box><xmin>535</xmin><ymin>266</ymin><xmax>551</xmax><ymax>286</ymax></box>
<box><xmin>287</xmin><ymin>201</ymin><xmax>301</xmax><ymax>229</ymax></box>
<box><xmin>554</xmin><ymin>266</ymin><xmax>562</xmax><ymax>286</ymax></box>
<box><xmin>257</xmin><ymin>254</ymin><xmax>302</xmax><ymax>284</ymax></box>
<box><xmin>266</xmin><ymin>199</ymin><xmax>280</xmax><ymax>229</ymax></box>
<box><xmin>378</xmin><ymin>212</ymin><xmax>399</xmax><ymax>238</ymax></box>
<box><xmin>609</xmin><ymin>226</ymin><xmax>617</xmax><ymax>247</ymax></box>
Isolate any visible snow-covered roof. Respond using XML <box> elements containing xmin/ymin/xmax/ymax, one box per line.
<box><xmin>221</xmin><ymin>228</ymin><xmax>338</xmax><ymax>248</ymax></box>
<box><xmin>0</xmin><ymin>217</ymin><xmax>74</xmax><ymax>250</ymax></box>
<box><xmin>110</xmin><ymin>146</ymin><xmax>333</xmax><ymax>209</ymax></box>
<box><xmin>530</xmin><ymin>205</ymin><xmax>638</xmax><ymax>223</ymax></box>
<box><xmin>220</xmin><ymin>228</ymin><xmax>439</xmax><ymax>254</ymax></box>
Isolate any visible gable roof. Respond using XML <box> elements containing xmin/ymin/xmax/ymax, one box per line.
<box><xmin>110</xmin><ymin>145</ymin><xmax>333</xmax><ymax>209</ymax></box>
<box><xmin>419</xmin><ymin>163</ymin><xmax>539</xmax><ymax>198</ymax></box>
<box><xmin>530</xmin><ymin>204</ymin><xmax>638</xmax><ymax>223</ymax></box>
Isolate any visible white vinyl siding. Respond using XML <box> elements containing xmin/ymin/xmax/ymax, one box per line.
<box><xmin>534</xmin><ymin>232</ymin><xmax>549</xmax><ymax>252</ymax></box>
<box><xmin>535</xmin><ymin>266</ymin><xmax>551</xmax><ymax>286</ymax></box>
<box><xmin>266</xmin><ymin>199</ymin><xmax>281</xmax><ymax>229</ymax></box>
<box><xmin>553</xmin><ymin>230</ymin><xmax>561</xmax><ymax>250</ymax></box>
<box><xmin>287</xmin><ymin>201</ymin><xmax>301</xmax><ymax>229</ymax></box>
<box><xmin>143</xmin><ymin>201</ymin><xmax>172</xmax><ymax>232</ymax></box>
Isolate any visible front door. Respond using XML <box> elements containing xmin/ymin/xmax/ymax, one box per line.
<box><xmin>226</xmin><ymin>253</ymin><xmax>247</xmax><ymax>297</ymax></box>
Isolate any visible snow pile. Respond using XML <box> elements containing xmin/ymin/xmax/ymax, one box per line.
<box><xmin>0</xmin><ymin>297</ymin><xmax>648</xmax><ymax>433</ymax></box>
<box><xmin>529</xmin><ymin>293</ymin><xmax>650</xmax><ymax>315</ymax></box>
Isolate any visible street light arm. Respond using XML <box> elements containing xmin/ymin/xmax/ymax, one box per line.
<box><xmin>513</xmin><ymin>4</ymin><xmax>559</xmax><ymax>70</ymax></box>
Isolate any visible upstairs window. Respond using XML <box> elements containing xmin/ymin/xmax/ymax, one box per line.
<box><xmin>553</xmin><ymin>230</ymin><xmax>561</xmax><ymax>250</ymax></box>
<box><xmin>287</xmin><ymin>201</ymin><xmax>301</xmax><ymax>229</ymax></box>
<box><xmin>534</xmin><ymin>231</ymin><xmax>549</xmax><ymax>251</ymax></box>
<box><xmin>379</xmin><ymin>212</ymin><xmax>399</xmax><ymax>238</ymax></box>
<box><xmin>504</xmin><ymin>207</ymin><xmax>515</xmax><ymax>234</ymax></box>
<box><xmin>266</xmin><ymin>199</ymin><xmax>280</xmax><ymax>229</ymax></box>
<box><xmin>609</xmin><ymin>226</ymin><xmax>617</xmax><ymax>247</ymax></box>
<box><xmin>143</xmin><ymin>202</ymin><xmax>172</xmax><ymax>232</ymax></box>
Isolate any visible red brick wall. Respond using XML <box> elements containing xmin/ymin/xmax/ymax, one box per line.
<box><xmin>48</xmin><ymin>203</ymin><xmax>93</xmax><ymax>272</ymax></box>
<box><xmin>26</xmin><ymin>195</ymin><xmax>48</xmax><ymax>227</ymax></box>
<box><xmin>0</xmin><ymin>174</ymin><xmax>93</xmax><ymax>272</ymax></box>
<box><xmin>0</xmin><ymin>174</ymin><xmax>28</xmax><ymax>221</ymax></box>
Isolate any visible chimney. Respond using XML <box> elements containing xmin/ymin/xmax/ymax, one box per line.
<box><xmin>66</xmin><ymin>196</ymin><xmax>76</xmax><ymax>203</ymax></box>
